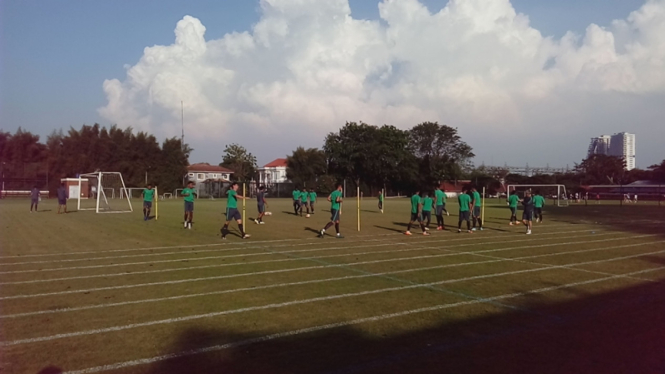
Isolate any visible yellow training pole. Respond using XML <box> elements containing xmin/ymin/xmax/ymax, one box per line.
<box><xmin>481</xmin><ymin>187</ymin><xmax>486</xmax><ymax>220</ymax></box>
<box><xmin>357</xmin><ymin>186</ymin><xmax>361</xmax><ymax>231</ymax></box>
<box><xmin>242</xmin><ymin>183</ymin><xmax>246</xmax><ymax>228</ymax></box>
<box><xmin>154</xmin><ymin>186</ymin><xmax>159</xmax><ymax>221</ymax></box>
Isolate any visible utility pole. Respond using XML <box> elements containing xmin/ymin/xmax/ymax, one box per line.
<box><xmin>181</xmin><ymin>101</ymin><xmax>185</xmax><ymax>152</ymax></box>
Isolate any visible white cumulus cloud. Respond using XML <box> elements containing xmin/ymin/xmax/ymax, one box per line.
<box><xmin>99</xmin><ymin>0</ymin><xmax>665</xmax><ymax>167</ymax></box>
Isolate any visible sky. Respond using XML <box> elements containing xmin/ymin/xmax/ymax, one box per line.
<box><xmin>1</xmin><ymin>0</ymin><xmax>663</xmax><ymax>169</ymax></box>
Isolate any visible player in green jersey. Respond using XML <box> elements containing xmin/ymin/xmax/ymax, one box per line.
<box><xmin>319</xmin><ymin>184</ymin><xmax>344</xmax><ymax>238</ymax></box>
<box><xmin>292</xmin><ymin>187</ymin><xmax>301</xmax><ymax>215</ymax></box>
<box><xmin>182</xmin><ymin>181</ymin><xmax>196</xmax><ymax>229</ymax></box>
<box><xmin>406</xmin><ymin>189</ymin><xmax>430</xmax><ymax>236</ymax></box>
<box><xmin>470</xmin><ymin>186</ymin><xmax>483</xmax><ymax>231</ymax></box>
<box><xmin>421</xmin><ymin>193</ymin><xmax>434</xmax><ymax>229</ymax></box>
<box><xmin>221</xmin><ymin>182</ymin><xmax>251</xmax><ymax>240</ymax></box>
<box><xmin>309</xmin><ymin>189</ymin><xmax>317</xmax><ymax>214</ymax></box>
<box><xmin>141</xmin><ymin>184</ymin><xmax>155</xmax><ymax>221</ymax></box>
<box><xmin>300</xmin><ymin>189</ymin><xmax>309</xmax><ymax>216</ymax></box>
<box><xmin>434</xmin><ymin>186</ymin><xmax>448</xmax><ymax>230</ymax></box>
<box><xmin>458</xmin><ymin>187</ymin><xmax>473</xmax><ymax>233</ymax></box>
<box><xmin>378</xmin><ymin>190</ymin><xmax>384</xmax><ymax>213</ymax></box>
<box><xmin>507</xmin><ymin>191</ymin><xmax>521</xmax><ymax>225</ymax></box>
<box><xmin>533</xmin><ymin>190</ymin><xmax>545</xmax><ymax>223</ymax></box>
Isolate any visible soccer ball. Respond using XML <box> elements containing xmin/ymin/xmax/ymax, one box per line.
<box><xmin>265</xmin><ymin>212</ymin><xmax>272</xmax><ymax>216</ymax></box>
<box><xmin>306</xmin><ymin>214</ymin><xmax>310</xmax><ymax>218</ymax></box>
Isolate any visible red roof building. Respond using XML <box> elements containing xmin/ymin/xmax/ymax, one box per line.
<box><xmin>257</xmin><ymin>158</ymin><xmax>289</xmax><ymax>184</ymax></box>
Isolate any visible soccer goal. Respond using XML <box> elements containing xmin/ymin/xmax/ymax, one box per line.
<box><xmin>77</xmin><ymin>172</ymin><xmax>133</xmax><ymax>213</ymax></box>
<box><xmin>119</xmin><ymin>187</ymin><xmax>145</xmax><ymax>199</ymax></box>
<box><xmin>506</xmin><ymin>184</ymin><xmax>569</xmax><ymax>207</ymax></box>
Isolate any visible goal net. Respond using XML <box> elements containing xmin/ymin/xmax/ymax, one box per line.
<box><xmin>506</xmin><ymin>184</ymin><xmax>569</xmax><ymax>207</ymax></box>
<box><xmin>119</xmin><ymin>188</ymin><xmax>145</xmax><ymax>199</ymax></box>
<box><xmin>77</xmin><ymin>172</ymin><xmax>133</xmax><ymax>213</ymax></box>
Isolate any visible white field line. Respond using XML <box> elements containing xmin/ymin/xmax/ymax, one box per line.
<box><xmin>62</xmin><ymin>265</ymin><xmax>665</xmax><ymax>374</ymax></box>
<box><xmin>2</xmin><ymin>240</ymin><xmax>661</xmax><ymax>320</ymax></box>
<box><xmin>0</xmin><ymin>230</ymin><xmax>626</xmax><ymax>276</ymax></box>
<box><xmin>0</xmin><ymin>224</ymin><xmax>586</xmax><ymax>266</ymax></box>
<box><xmin>0</xmin><ymin>222</ymin><xmax>588</xmax><ymax>260</ymax></box>
<box><xmin>0</xmin><ymin>232</ymin><xmax>632</xmax><ymax>285</ymax></box>
<box><xmin>0</xmin><ymin>235</ymin><xmax>652</xmax><ymax>300</ymax></box>
<box><xmin>2</xmin><ymin>252</ymin><xmax>663</xmax><ymax>348</ymax></box>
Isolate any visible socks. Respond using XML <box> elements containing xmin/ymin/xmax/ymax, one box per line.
<box><xmin>458</xmin><ymin>221</ymin><xmax>462</xmax><ymax>230</ymax></box>
<box><xmin>466</xmin><ymin>221</ymin><xmax>471</xmax><ymax>231</ymax></box>
<box><xmin>472</xmin><ymin>217</ymin><xmax>477</xmax><ymax>228</ymax></box>
<box><xmin>324</xmin><ymin>222</ymin><xmax>334</xmax><ymax>231</ymax></box>
<box><xmin>477</xmin><ymin>218</ymin><xmax>482</xmax><ymax>228</ymax></box>
<box><xmin>239</xmin><ymin>224</ymin><xmax>245</xmax><ymax>236</ymax></box>
<box><xmin>221</xmin><ymin>224</ymin><xmax>229</xmax><ymax>237</ymax></box>
<box><xmin>335</xmin><ymin>223</ymin><xmax>339</xmax><ymax>234</ymax></box>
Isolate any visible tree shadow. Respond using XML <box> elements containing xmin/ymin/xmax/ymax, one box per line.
<box><xmin>139</xmin><ymin>278</ymin><xmax>665</xmax><ymax>374</ymax></box>
<box><xmin>304</xmin><ymin>227</ymin><xmax>321</xmax><ymax>235</ymax></box>
<box><xmin>37</xmin><ymin>367</ymin><xmax>62</xmax><ymax>374</ymax></box>
<box><xmin>373</xmin><ymin>225</ymin><xmax>403</xmax><ymax>233</ymax></box>
<box><xmin>544</xmin><ymin>205</ymin><xmax>665</xmax><ymax>238</ymax></box>
<box><xmin>361</xmin><ymin>210</ymin><xmax>380</xmax><ymax>213</ymax></box>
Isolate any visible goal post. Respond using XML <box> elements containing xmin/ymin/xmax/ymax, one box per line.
<box><xmin>77</xmin><ymin>172</ymin><xmax>133</xmax><ymax>213</ymax></box>
<box><xmin>506</xmin><ymin>184</ymin><xmax>569</xmax><ymax>207</ymax></box>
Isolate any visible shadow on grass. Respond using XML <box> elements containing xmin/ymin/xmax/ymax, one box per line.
<box><xmin>373</xmin><ymin>225</ymin><xmax>403</xmax><ymax>233</ymax></box>
<box><xmin>304</xmin><ymin>227</ymin><xmax>321</xmax><ymax>235</ymax></box>
<box><xmin>139</xmin><ymin>277</ymin><xmax>665</xmax><ymax>374</ymax></box>
<box><xmin>544</xmin><ymin>204</ymin><xmax>665</xmax><ymax>238</ymax></box>
<box><xmin>37</xmin><ymin>367</ymin><xmax>62</xmax><ymax>374</ymax></box>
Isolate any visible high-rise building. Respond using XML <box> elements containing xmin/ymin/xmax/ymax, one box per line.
<box><xmin>609</xmin><ymin>132</ymin><xmax>636</xmax><ymax>170</ymax></box>
<box><xmin>586</xmin><ymin>132</ymin><xmax>636</xmax><ymax>170</ymax></box>
<box><xmin>587</xmin><ymin>135</ymin><xmax>611</xmax><ymax>157</ymax></box>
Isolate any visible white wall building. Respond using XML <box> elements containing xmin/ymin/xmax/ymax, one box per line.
<box><xmin>257</xmin><ymin>158</ymin><xmax>289</xmax><ymax>184</ymax></box>
<box><xmin>608</xmin><ymin>132</ymin><xmax>636</xmax><ymax>171</ymax></box>
<box><xmin>586</xmin><ymin>132</ymin><xmax>636</xmax><ymax>170</ymax></box>
<box><xmin>186</xmin><ymin>163</ymin><xmax>233</xmax><ymax>182</ymax></box>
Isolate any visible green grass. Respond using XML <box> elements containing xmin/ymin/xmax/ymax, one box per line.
<box><xmin>1</xmin><ymin>197</ymin><xmax>664</xmax><ymax>374</ymax></box>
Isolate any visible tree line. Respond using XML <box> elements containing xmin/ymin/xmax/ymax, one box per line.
<box><xmin>0</xmin><ymin>125</ymin><xmax>190</xmax><ymax>194</ymax></box>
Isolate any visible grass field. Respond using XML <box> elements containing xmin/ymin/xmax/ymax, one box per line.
<box><xmin>1</xmin><ymin>197</ymin><xmax>664</xmax><ymax>374</ymax></box>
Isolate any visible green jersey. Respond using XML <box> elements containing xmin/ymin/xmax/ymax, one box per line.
<box><xmin>300</xmin><ymin>191</ymin><xmax>308</xmax><ymax>202</ymax></box>
<box><xmin>410</xmin><ymin>194</ymin><xmax>421</xmax><ymax>214</ymax></box>
<box><xmin>508</xmin><ymin>195</ymin><xmax>520</xmax><ymax>208</ymax></box>
<box><xmin>227</xmin><ymin>189</ymin><xmax>238</xmax><ymax>209</ymax></box>
<box><xmin>472</xmin><ymin>191</ymin><xmax>481</xmax><ymax>207</ymax></box>
<box><xmin>182</xmin><ymin>188</ymin><xmax>195</xmax><ymax>202</ymax></box>
<box><xmin>292</xmin><ymin>190</ymin><xmax>300</xmax><ymax>200</ymax></box>
<box><xmin>458</xmin><ymin>193</ymin><xmax>471</xmax><ymax>212</ymax></box>
<box><xmin>309</xmin><ymin>191</ymin><xmax>317</xmax><ymax>202</ymax></box>
<box><xmin>435</xmin><ymin>189</ymin><xmax>446</xmax><ymax>205</ymax></box>
<box><xmin>379</xmin><ymin>193</ymin><xmax>384</xmax><ymax>202</ymax></box>
<box><xmin>142</xmin><ymin>188</ymin><xmax>154</xmax><ymax>202</ymax></box>
<box><xmin>533</xmin><ymin>195</ymin><xmax>545</xmax><ymax>208</ymax></box>
<box><xmin>422</xmin><ymin>197</ymin><xmax>433</xmax><ymax>212</ymax></box>
<box><xmin>330</xmin><ymin>190</ymin><xmax>343</xmax><ymax>210</ymax></box>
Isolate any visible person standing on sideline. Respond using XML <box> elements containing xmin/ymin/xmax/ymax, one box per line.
<box><xmin>221</xmin><ymin>182</ymin><xmax>251</xmax><ymax>240</ymax></box>
<box><xmin>182</xmin><ymin>181</ymin><xmax>196</xmax><ymax>229</ymax></box>
<box><xmin>507</xmin><ymin>191</ymin><xmax>520</xmax><ymax>225</ymax></box>
<box><xmin>596</xmin><ymin>193</ymin><xmax>601</xmax><ymax>204</ymax></box>
<box><xmin>533</xmin><ymin>190</ymin><xmax>545</xmax><ymax>223</ymax></box>
<box><xmin>434</xmin><ymin>186</ymin><xmax>447</xmax><ymax>230</ymax></box>
<box><xmin>292</xmin><ymin>187</ymin><xmax>301</xmax><ymax>215</ymax></box>
<box><xmin>405</xmin><ymin>189</ymin><xmax>430</xmax><ymax>236</ymax></box>
<box><xmin>458</xmin><ymin>187</ymin><xmax>473</xmax><ymax>233</ymax></box>
<box><xmin>30</xmin><ymin>185</ymin><xmax>40</xmax><ymax>212</ymax></box>
<box><xmin>319</xmin><ymin>184</ymin><xmax>344</xmax><ymax>238</ymax></box>
<box><xmin>141</xmin><ymin>184</ymin><xmax>155</xmax><ymax>221</ymax></box>
<box><xmin>470</xmin><ymin>186</ymin><xmax>483</xmax><ymax>231</ymax></box>
<box><xmin>378</xmin><ymin>190</ymin><xmax>384</xmax><ymax>213</ymax></box>
<box><xmin>421</xmin><ymin>192</ymin><xmax>434</xmax><ymax>230</ymax></box>
<box><xmin>57</xmin><ymin>182</ymin><xmax>68</xmax><ymax>214</ymax></box>
<box><xmin>254</xmin><ymin>185</ymin><xmax>267</xmax><ymax>224</ymax></box>
<box><xmin>309</xmin><ymin>188</ymin><xmax>317</xmax><ymax>214</ymax></box>
<box><xmin>522</xmin><ymin>190</ymin><xmax>535</xmax><ymax>234</ymax></box>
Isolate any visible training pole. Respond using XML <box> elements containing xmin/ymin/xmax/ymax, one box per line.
<box><xmin>482</xmin><ymin>187</ymin><xmax>486</xmax><ymax>220</ymax></box>
<box><xmin>242</xmin><ymin>183</ymin><xmax>246</xmax><ymax>228</ymax></box>
<box><xmin>357</xmin><ymin>185</ymin><xmax>361</xmax><ymax>231</ymax></box>
<box><xmin>155</xmin><ymin>186</ymin><xmax>159</xmax><ymax>221</ymax></box>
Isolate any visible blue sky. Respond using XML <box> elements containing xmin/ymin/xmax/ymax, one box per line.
<box><xmin>0</xmin><ymin>0</ymin><xmax>659</xmax><ymax>167</ymax></box>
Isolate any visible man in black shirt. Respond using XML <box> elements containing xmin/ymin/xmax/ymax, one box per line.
<box><xmin>522</xmin><ymin>190</ymin><xmax>534</xmax><ymax>235</ymax></box>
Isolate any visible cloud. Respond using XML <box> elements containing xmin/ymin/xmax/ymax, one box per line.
<box><xmin>99</xmin><ymin>0</ymin><xmax>665</xmax><ymax>167</ymax></box>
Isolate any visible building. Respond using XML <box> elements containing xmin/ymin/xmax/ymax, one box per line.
<box><xmin>186</xmin><ymin>163</ymin><xmax>234</xmax><ymax>183</ymax></box>
<box><xmin>587</xmin><ymin>135</ymin><xmax>611</xmax><ymax>157</ymax></box>
<box><xmin>586</xmin><ymin>132</ymin><xmax>635</xmax><ymax>170</ymax></box>
<box><xmin>608</xmin><ymin>132</ymin><xmax>636</xmax><ymax>171</ymax></box>
<box><xmin>256</xmin><ymin>158</ymin><xmax>289</xmax><ymax>184</ymax></box>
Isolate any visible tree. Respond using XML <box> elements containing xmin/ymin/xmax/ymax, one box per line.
<box><xmin>286</xmin><ymin>147</ymin><xmax>327</xmax><ymax>187</ymax></box>
<box><xmin>574</xmin><ymin>155</ymin><xmax>626</xmax><ymax>185</ymax></box>
<box><xmin>649</xmin><ymin>160</ymin><xmax>665</xmax><ymax>182</ymax></box>
<box><xmin>221</xmin><ymin>143</ymin><xmax>257</xmax><ymax>182</ymax></box>
<box><xmin>408</xmin><ymin>122</ymin><xmax>474</xmax><ymax>182</ymax></box>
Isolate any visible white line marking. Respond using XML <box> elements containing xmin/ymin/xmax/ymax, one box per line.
<box><xmin>3</xmin><ymin>240</ymin><xmax>661</xmax><ymax>319</ymax></box>
<box><xmin>0</xmin><ymin>231</ymin><xmax>632</xmax><ymax>277</ymax></box>
<box><xmin>0</xmin><ymin>234</ymin><xmax>641</xmax><ymax>296</ymax></box>
<box><xmin>0</xmin><ymin>225</ymin><xmax>587</xmax><ymax>266</ymax></box>
<box><xmin>50</xmin><ymin>265</ymin><xmax>665</xmax><ymax>373</ymax></box>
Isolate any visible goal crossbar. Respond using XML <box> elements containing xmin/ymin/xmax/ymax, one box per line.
<box><xmin>506</xmin><ymin>184</ymin><xmax>569</xmax><ymax>207</ymax></box>
<box><xmin>77</xmin><ymin>172</ymin><xmax>133</xmax><ymax>213</ymax></box>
